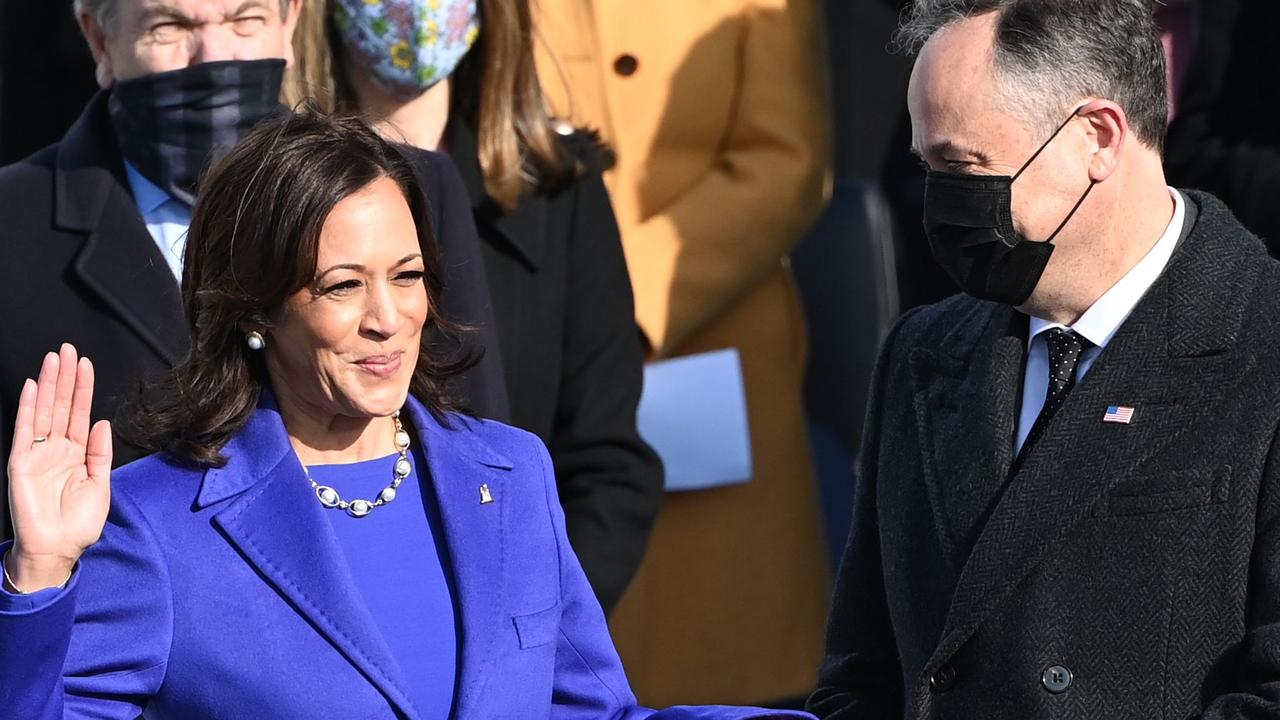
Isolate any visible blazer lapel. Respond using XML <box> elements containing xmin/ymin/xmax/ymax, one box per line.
<box><xmin>445</xmin><ymin>119</ymin><xmax>549</xmax><ymax>271</ymax></box>
<box><xmin>911</xmin><ymin>301</ymin><xmax>1024</xmax><ymax>570</ymax></box>
<box><xmin>924</xmin><ymin>195</ymin><xmax>1258</xmax><ymax>682</ymax></box>
<box><xmin>204</xmin><ymin>402</ymin><xmax>423</xmax><ymax>720</ymax></box>
<box><xmin>407</xmin><ymin>404</ymin><xmax>514</xmax><ymax>719</ymax></box>
<box><xmin>55</xmin><ymin>92</ymin><xmax>187</xmax><ymax>366</ymax></box>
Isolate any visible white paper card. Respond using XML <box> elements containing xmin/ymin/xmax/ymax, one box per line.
<box><xmin>637</xmin><ymin>349</ymin><xmax>753</xmax><ymax>492</ymax></box>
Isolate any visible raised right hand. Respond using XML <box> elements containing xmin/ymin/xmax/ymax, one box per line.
<box><xmin>5</xmin><ymin>344</ymin><xmax>113</xmax><ymax>592</ymax></box>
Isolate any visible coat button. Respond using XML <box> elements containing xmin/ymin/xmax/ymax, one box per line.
<box><xmin>613</xmin><ymin>54</ymin><xmax>639</xmax><ymax>76</ymax></box>
<box><xmin>930</xmin><ymin>663</ymin><xmax>957</xmax><ymax>693</ymax></box>
<box><xmin>1042</xmin><ymin>665</ymin><xmax>1073</xmax><ymax>694</ymax></box>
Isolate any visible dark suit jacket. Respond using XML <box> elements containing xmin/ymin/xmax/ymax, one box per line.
<box><xmin>1166</xmin><ymin>0</ymin><xmax>1280</xmax><ymax>252</ymax></box>
<box><xmin>0</xmin><ymin>92</ymin><xmax>507</xmax><ymax>540</ymax></box>
<box><xmin>809</xmin><ymin>191</ymin><xmax>1280</xmax><ymax>719</ymax></box>
<box><xmin>445</xmin><ymin>120</ymin><xmax>663</xmax><ymax>614</ymax></box>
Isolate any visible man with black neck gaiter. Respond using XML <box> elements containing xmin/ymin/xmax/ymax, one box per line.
<box><xmin>0</xmin><ymin>1</ymin><xmax>303</xmax><ymax>542</ymax></box>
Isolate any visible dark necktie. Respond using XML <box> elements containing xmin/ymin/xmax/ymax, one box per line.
<box><xmin>1019</xmin><ymin>327</ymin><xmax>1093</xmax><ymax>461</ymax></box>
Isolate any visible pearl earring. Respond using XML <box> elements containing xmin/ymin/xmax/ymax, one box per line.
<box><xmin>245</xmin><ymin>331</ymin><xmax>266</xmax><ymax>350</ymax></box>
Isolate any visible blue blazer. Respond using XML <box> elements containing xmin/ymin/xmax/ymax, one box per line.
<box><xmin>0</xmin><ymin>397</ymin><xmax>809</xmax><ymax>720</ymax></box>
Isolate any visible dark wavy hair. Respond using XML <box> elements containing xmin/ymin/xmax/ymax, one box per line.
<box><xmin>120</xmin><ymin>108</ymin><xmax>471</xmax><ymax>466</ymax></box>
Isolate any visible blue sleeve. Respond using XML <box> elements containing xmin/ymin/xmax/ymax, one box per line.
<box><xmin>0</xmin><ymin>544</ymin><xmax>71</xmax><ymax>612</ymax></box>
<box><xmin>536</xmin><ymin>441</ymin><xmax>814</xmax><ymax>720</ymax></box>
<box><xmin>0</xmin><ymin>487</ymin><xmax>173</xmax><ymax>719</ymax></box>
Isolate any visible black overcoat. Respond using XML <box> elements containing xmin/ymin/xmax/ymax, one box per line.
<box><xmin>809</xmin><ymin>191</ymin><xmax>1280</xmax><ymax>719</ymax></box>
<box><xmin>444</xmin><ymin>120</ymin><xmax>664</xmax><ymax>614</ymax></box>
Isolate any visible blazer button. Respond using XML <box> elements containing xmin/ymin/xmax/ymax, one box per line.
<box><xmin>930</xmin><ymin>663</ymin><xmax>957</xmax><ymax>693</ymax></box>
<box><xmin>1042</xmin><ymin>665</ymin><xmax>1073</xmax><ymax>694</ymax></box>
<box><xmin>613</xmin><ymin>54</ymin><xmax>639</xmax><ymax>76</ymax></box>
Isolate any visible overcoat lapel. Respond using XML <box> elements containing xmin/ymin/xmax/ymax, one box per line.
<box><xmin>199</xmin><ymin>397</ymin><xmax>515</xmax><ymax>720</ymax></box>
<box><xmin>54</xmin><ymin>92</ymin><xmax>187</xmax><ymax>366</ymax></box>
<box><xmin>923</xmin><ymin>195</ymin><xmax>1260</xmax><ymax>683</ymax></box>
<box><xmin>446</xmin><ymin>119</ymin><xmax>549</xmax><ymax>271</ymax></box>
<box><xmin>911</xmin><ymin>301</ymin><xmax>1024</xmax><ymax>570</ymax></box>
<box><xmin>406</xmin><ymin>404</ymin><xmax>514</xmax><ymax>719</ymax></box>
<box><xmin>206</xmin><ymin>403</ymin><xmax>424</xmax><ymax>720</ymax></box>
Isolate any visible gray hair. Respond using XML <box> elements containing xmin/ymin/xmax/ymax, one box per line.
<box><xmin>895</xmin><ymin>0</ymin><xmax>1168</xmax><ymax>150</ymax></box>
<box><xmin>72</xmin><ymin>0</ymin><xmax>117</xmax><ymax>29</ymax></box>
<box><xmin>73</xmin><ymin>0</ymin><xmax>293</xmax><ymax>33</ymax></box>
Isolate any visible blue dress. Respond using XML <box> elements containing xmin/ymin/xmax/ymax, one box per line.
<box><xmin>307</xmin><ymin>446</ymin><xmax>459</xmax><ymax>718</ymax></box>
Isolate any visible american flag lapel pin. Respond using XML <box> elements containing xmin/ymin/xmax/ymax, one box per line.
<box><xmin>1103</xmin><ymin>405</ymin><xmax>1135</xmax><ymax>424</ymax></box>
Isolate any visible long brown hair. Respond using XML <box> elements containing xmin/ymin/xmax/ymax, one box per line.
<box><xmin>284</xmin><ymin>0</ymin><xmax>575</xmax><ymax>209</ymax></box>
<box><xmin>120</xmin><ymin>109</ymin><xmax>471</xmax><ymax>466</ymax></box>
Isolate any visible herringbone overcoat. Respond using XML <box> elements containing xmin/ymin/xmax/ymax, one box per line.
<box><xmin>810</xmin><ymin>191</ymin><xmax>1280</xmax><ymax>719</ymax></box>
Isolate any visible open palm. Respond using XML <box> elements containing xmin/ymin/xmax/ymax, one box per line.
<box><xmin>7</xmin><ymin>344</ymin><xmax>112</xmax><ymax>585</ymax></box>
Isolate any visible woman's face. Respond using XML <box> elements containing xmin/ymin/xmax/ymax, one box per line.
<box><xmin>264</xmin><ymin>175</ymin><xmax>428</xmax><ymax>421</ymax></box>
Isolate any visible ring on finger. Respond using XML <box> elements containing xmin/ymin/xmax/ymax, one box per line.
<box><xmin>32</xmin><ymin>436</ymin><xmax>47</xmax><ymax>443</ymax></box>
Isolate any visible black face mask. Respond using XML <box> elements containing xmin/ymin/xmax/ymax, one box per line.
<box><xmin>922</xmin><ymin>108</ymin><xmax>1096</xmax><ymax>306</ymax></box>
<box><xmin>108</xmin><ymin>59</ymin><xmax>286</xmax><ymax>205</ymax></box>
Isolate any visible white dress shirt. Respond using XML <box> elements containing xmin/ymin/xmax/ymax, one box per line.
<box><xmin>1015</xmin><ymin>188</ymin><xmax>1187</xmax><ymax>454</ymax></box>
<box><xmin>123</xmin><ymin>161</ymin><xmax>192</xmax><ymax>281</ymax></box>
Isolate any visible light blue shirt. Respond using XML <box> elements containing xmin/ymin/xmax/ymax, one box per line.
<box><xmin>123</xmin><ymin>161</ymin><xmax>191</xmax><ymax>281</ymax></box>
<box><xmin>1015</xmin><ymin>188</ymin><xmax>1187</xmax><ymax>454</ymax></box>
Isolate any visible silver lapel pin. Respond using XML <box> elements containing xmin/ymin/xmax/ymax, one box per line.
<box><xmin>479</xmin><ymin>483</ymin><xmax>494</xmax><ymax>505</ymax></box>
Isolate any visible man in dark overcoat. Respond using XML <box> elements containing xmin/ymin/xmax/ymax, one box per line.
<box><xmin>809</xmin><ymin>1</ymin><xmax>1280</xmax><ymax>717</ymax></box>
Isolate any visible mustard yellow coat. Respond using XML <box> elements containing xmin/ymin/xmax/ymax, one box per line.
<box><xmin>535</xmin><ymin>0</ymin><xmax>833</xmax><ymax>705</ymax></box>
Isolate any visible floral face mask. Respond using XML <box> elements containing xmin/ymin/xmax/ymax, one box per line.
<box><xmin>334</xmin><ymin>0</ymin><xmax>480</xmax><ymax>99</ymax></box>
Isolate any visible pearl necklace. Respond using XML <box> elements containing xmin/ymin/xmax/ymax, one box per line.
<box><xmin>305</xmin><ymin>411</ymin><xmax>412</xmax><ymax>518</ymax></box>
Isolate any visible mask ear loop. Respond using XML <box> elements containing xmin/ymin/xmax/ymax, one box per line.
<box><xmin>1009</xmin><ymin>104</ymin><xmax>1094</xmax><ymax>243</ymax></box>
<box><xmin>1044</xmin><ymin>180</ymin><xmax>1096</xmax><ymax>243</ymax></box>
<box><xmin>1012</xmin><ymin>105</ymin><xmax>1085</xmax><ymax>183</ymax></box>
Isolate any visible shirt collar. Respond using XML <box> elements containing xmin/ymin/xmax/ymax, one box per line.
<box><xmin>1028</xmin><ymin>187</ymin><xmax>1186</xmax><ymax>349</ymax></box>
<box><xmin>123</xmin><ymin>160</ymin><xmax>178</xmax><ymax>215</ymax></box>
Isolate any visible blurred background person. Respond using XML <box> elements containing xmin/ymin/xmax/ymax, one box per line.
<box><xmin>284</xmin><ymin>0</ymin><xmax>664</xmax><ymax>615</ymax></box>
<box><xmin>1152</xmin><ymin>0</ymin><xmax>1199</xmax><ymax>120</ymax></box>
<box><xmin>0</xmin><ymin>0</ymin><xmax>508</xmax><ymax>542</ymax></box>
<box><xmin>1165</xmin><ymin>0</ymin><xmax>1280</xmax><ymax>253</ymax></box>
<box><xmin>534</xmin><ymin>0</ymin><xmax>832</xmax><ymax>707</ymax></box>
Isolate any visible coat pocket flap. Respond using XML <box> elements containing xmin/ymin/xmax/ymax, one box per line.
<box><xmin>1102</xmin><ymin>465</ymin><xmax>1230</xmax><ymax>517</ymax></box>
<box><xmin>512</xmin><ymin>603</ymin><xmax>562</xmax><ymax>649</ymax></box>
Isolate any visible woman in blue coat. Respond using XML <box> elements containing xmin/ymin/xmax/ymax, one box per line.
<box><xmin>0</xmin><ymin>109</ymin><xmax>808</xmax><ymax>720</ymax></box>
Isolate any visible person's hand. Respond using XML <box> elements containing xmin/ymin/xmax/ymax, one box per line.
<box><xmin>5</xmin><ymin>344</ymin><xmax>112</xmax><ymax>592</ymax></box>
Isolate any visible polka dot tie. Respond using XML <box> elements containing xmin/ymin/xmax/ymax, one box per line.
<box><xmin>1020</xmin><ymin>327</ymin><xmax>1093</xmax><ymax>460</ymax></box>
<box><xmin>1041</xmin><ymin>327</ymin><xmax>1091</xmax><ymax>418</ymax></box>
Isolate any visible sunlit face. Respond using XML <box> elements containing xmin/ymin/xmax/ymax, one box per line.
<box><xmin>264</xmin><ymin>176</ymin><xmax>429</xmax><ymax>422</ymax></box>
<box><xmin>80</xmin><ymin>0</ymin><xmax>301</xmax><ymax>88</ymax></box>
<box><xmin>907</xmin><ymin>12</ymin><xmax>1093</xmax><ymax>245</ymax></box>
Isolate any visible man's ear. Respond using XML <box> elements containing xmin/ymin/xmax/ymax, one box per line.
<box><xmin>1078</xmin><ymin>100</ymin><xmax>1127</xmax><ymax>184</ymax></box>
<box><xmin>76</xmin><ymin>10</ymin><xmax>116</xmax><ymax>89</ymax></box>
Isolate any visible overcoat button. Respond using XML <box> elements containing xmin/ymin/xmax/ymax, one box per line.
<box><xmin>1042</xmin><ymin>665</ymin><xmax>1073</xmax><ymax>694</ymax></box>
<box><xmin>930</xmin><ymin>663</ymin><xmax>957</xmax><ymax>693</ymax></box>
<box><xmin>613</xmin><ymin>54</ymin><xmax>639</xmax><ymax>76</ymax></box>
